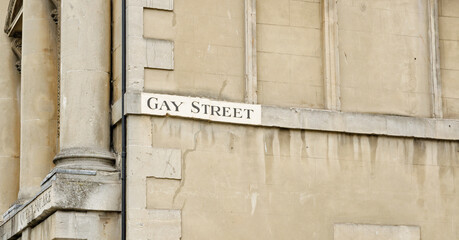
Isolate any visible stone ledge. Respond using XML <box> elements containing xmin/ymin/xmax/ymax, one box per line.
<box><xmin>261</xmin><ymin>106</ymin><xmax>459</xmax><ymax>140</ymax></box>
<box><xmin>0</xmin><ymin>171</ymin><xmax>121</xmax><ymax>239</ymax></box>
<box><xmin>111</xmin><ymin>93</ymin><xmax>459</xmax><ymax>141</ymax></box>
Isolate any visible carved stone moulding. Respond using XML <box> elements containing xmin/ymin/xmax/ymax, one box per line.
<box><xmin>4</xmin><ymin>0</ymin><xmax>23</xmax><ymax>37</ymax></box>
<box><xmin>50</xmin><ymin>9</ymin><xmax>59</xmax><ymax>24</ymax></box>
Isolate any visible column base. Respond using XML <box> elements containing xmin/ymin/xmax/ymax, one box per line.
<box><xmin>53</xmin><ymin>147</ymin><xmax>116</xmax><ymax>171</ymax></box>
<box><xmin>0</xmin><ymin>170</ymin><xmax>120</xmax><ymax>239</ymax></box>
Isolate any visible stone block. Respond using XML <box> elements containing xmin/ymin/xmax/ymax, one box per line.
<box><xmin>257</xmin><ymin>0</ymin><xmax>289</xmax><ymax>25</ymax></box>
<box><xmin>436</xmin><ymin>113</ymin><xmax>459</xmax><ymax>137</ymax></box>
<box><xmin>127</xmin><ymin>116</ymin><xmax>153</xmax><ymax>147</ymax></box>
<box><xmin>334</xmin><ymin>224</ymin><xmax>420</xmax><ymax>240</ymax></box>
<box><xmin>145</xmin><ymin>0</ymin><xmax>174</xmax><ymax>10</ymax></box>
<box><xmin>28</xmin><ymin>211</ymin><xmax>120</xmax><ymax>240</ymax></box>
<box><xmin>128</xmin><ymin>145</ymin><xmax>182</xmax><ymax>180</ymax></box>
<box><xmin>258</xmin><ymin>52</ymin><xmax>322</xmax><ymax>85</ymax></box>
<box><xmin>441</xmin><ymin>70</ymin><xmax>459</xmax><ymax>98</ymax></box>
<box><xmin>313</xmin><ymin>111</ymin><xmax>345</xmax><ymax>133</ymax></box>
<box><xmin>127</xmin><ymin>6</ymin><xmax>143</xmax><ymax>37</ymax></box>
<box><xmin>143</xmin><ymin>9</ymin><xmax>175</xmax><ymax>40</ymax></box>
<box><xmin>151</xmin><ymin>148</ymin><xmax>182</xmax><ymax>180</ymax></box>
<box><xmin>443</xmin><ymin>97</ymin><xmax>459</xmax><ymax>119</ymax></box>
<box><xmin>439</xmin><ymin>16</ymin><xmax>459</xmax><ymax>41</ymax></box>
<box><xmin>128</xmin><ymin>209</ymin><xmax>181</xmax><ymax>240</ymax></box>
<box><xmin>343</xmin><ymin>113</ymin><xmax>386</xmax><ymax>135</ymax></box>
<box><xmin>440</xmin><ymin>40</ymin><xmax>459</xmax><ymax>70</ymax></box>
<box><xmin>257</xmin><ymin>24</ymin><xmax>321</xmax><ymax>57</ymax></box>
<box><xmin>289</xmin><ymin>1</ymin><xmax>320</xmax><ymax>28</ymax></box>
<box><xmin>146</xmin><ymin>39</ymin><xmax>174</xmax><ymax>70</ymax></box>
<box><xmin>386</xmin><ymin>116</ymin><xmax>428</xmax><ymax>138</ymax></box>
<box><xmin>340</xmin><ymin>87</ymin><xmax>431</xmax><ymax>118</ymax></box>
<box><xmin>144</xmin><ymin>70</ymin><xmax>243</xmax><ymax>103</ymax></box>
<box><xmin>146</xmin><ymin>178</ymin><xmax>181</xmax><ymax>209</ymax></box>
<box><xmin>194</xmin><ymin>15</ymin><xmax>244</xmax><ymax>48</ymax></box>
<box><xmin>441</xmin><ymin>0</ymin><xmax>459</xmax><ymax>17</ymax></box>
<box><xmin>258</xmin><ymin>81</ymin><xmax>324</xmax><ymax>108</ymax></box>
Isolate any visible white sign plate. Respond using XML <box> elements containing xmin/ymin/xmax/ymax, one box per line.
<box><xmin>141</xmin><ymin>93</ymin><xmax>262</xmax><ymax>125</ymax></box>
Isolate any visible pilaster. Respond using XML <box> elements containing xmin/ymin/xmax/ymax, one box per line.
<box><xmin>323</xmin><ymin>0</ymin><xmax>341</xmax><ymax>111</ymax></box>
<box><xmin>428</xmin><ymin>0</ymin><xmax>443</xmax><ymax>118</ymax></box>
<box><xmin>245</xmin><ymin>0</ymin><xmax>257</xmax><ymax>104</ymax></box>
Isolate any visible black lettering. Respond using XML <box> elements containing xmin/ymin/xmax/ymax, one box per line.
<box><xmin>245</xmin><ymin>109</ymin><xmax>255</xmax><ymax>119</ymax></box>
<box><xmin>147</xmin><ymin>97</ymin><xmax>158</xmax><ymax>110</ymax></box>
<box><xmin>211</xmin><ymin>106</ymin><xmax>221</xmax><ymax>116</ymax></box>
<box><xmin>171</xmin><ymin>101</ymin><xmax>184</xmax><ymax>112</ymax></box>
<box><xmin>159</xmin><ymin>101</ymin><xmax>171</xmax><ymax>111</ymax></box>
<box><xmin>203</xmin><ymin>104</ymin><xmax>210</xmax><ymax>114</ymax></box>
<box><xmin>191</xmin><ymin>101</ymin><xmax>200</xmax><ymax>113</ymax></box>
<box><xmin>233</xmin><ymin>108</ymin><xmax>242</xmax><ymax>118</ymax></box>
<box><xmin>222</xmin><ymin>107</ymin><xmax>231</xmax><ymax>117</ymax></box>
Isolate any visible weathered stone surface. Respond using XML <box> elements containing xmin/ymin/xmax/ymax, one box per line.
<box><xmin>0</xmin><ymin>171</ymin><xmax>120</xmax><ymax>239</ymax></box>
<box><xmin>0</xmin><ymin>0</ymin><xmax>20</xmax><ymax>215</ymax></box>
<box><xmin>27</xmin><ymin>211</ymin><xmax>120</xmax><ymax>240</ymax></box>
<box><xmin>128</xmin><ymin>145</ymin><xmax>182</xmax><ymax>181</ymax></box>
<box><xmin>146</xmin><ymin>178</ymin><xmax>181</xmax><ymax>210</ymax></box>
<box><xmin>146</xmin><ymin>39</ymin><xmax>174</xmax><ymax>70</ymax></box>
<box><xmin>18</xmin><ymin>0</ymin><xmax>59</xmax><ymax>201</ymax></box>
<box><xmin>127</xmin><ymin>122</ymin><xmax>183</xmax><ymax>240</ymax></box>
<box><xmin>5</xmin><ymin>0</ymin><xmax>459</xmax><ymax>240</ymax></box>
<box><xmin>145</xmin><ymin>0</ymin><xmax>173</xmax><ymax>11</ymax></box>
<box><xmin>128</xmin><ymin>209</ymin><xmax>181</xmax><ymax>240</ymax></box>
<box><xmin>57</xmin><ymin>0</ymin><xmax>115</xmax><ymax>170</ymax></box>
<box><xmin>334</xmin><ymin>224</ymin><xmax>420</xmax><ymax>240</ymax></box>
<box><xmin>339</xmin><ymin>0</ymin><xmax>431</xmax><ymax>117</ymax></box>
<box><xmin>117</xmin><ymin>93</ymin><xmax>459</xmax><ymax>140</ymax></box>
<box><xmin>136</xmin><ymin>116</ymin><xmax>459</xmax><ymax>239</ymax></box>
<box><xmin>256</xmin><ymin>0</ymin><xmax>323</xmax><ymax>108</ymax></box>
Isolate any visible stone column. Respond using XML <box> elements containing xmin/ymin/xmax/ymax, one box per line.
<box><xmin>54</xmin><ymin>0</ymin><xmax>114</xmax><ymax>170</ymax></box>
<box><xmin>0</xmin><ymin>0</ymin><xmax>20</xmax><ymax>214</ymax></box>
<box><xmin>18</xmin><ymin>0</ymin><xmax>59</xmax><ymax>200</ymax></box>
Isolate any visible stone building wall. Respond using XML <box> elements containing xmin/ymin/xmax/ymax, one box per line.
<box><xmin>128</xmin><ymin>116</ymin><xmax>459</xmax><ymax>239</ymax></box>
<box><xmin>1</xmin><ymin>0</ymin><xmax>459</xmax><ymax>239</ymax></box>
<box><xmin>123</xmin><ymin>0</ymin><xmax>459</xmax><ymax>239</ymax></box>
<box><xmin>338</xmin><ymin>0</ymin><xmax>431</xmax><ymax>117</ymax></box>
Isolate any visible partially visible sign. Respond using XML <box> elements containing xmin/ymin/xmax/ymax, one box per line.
<box><xmin>141</xmin><ymin>93</ymin><xmax>261</xmax><ymax>125</ymax></box>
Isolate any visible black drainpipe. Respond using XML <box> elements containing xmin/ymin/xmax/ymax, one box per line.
<box><xmin>121</xmin><ymin>0</ymin><xmax>127</xmax><ymax>238</ymax></box>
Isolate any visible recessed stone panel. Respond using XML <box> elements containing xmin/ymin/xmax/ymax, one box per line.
<box><xmin>339</xmin><ymin>0</ymin><xmax>431</xmax><ymax>117</ymax></box>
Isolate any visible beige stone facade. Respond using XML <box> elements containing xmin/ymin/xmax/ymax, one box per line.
<box><xmin>1</xmin><ymin>0</ymin><xmax>459</xmax><ymax>239</ymax></box>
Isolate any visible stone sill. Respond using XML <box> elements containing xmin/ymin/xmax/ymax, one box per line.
<box><xmin>0</xmin><ymin>170</ymin><xmax>121</xmax><ymax>239</ymax></box>
<box><xmin>111</xmin><ymin>93</ymin><xmax>459</xmax><ymax>141</ymax></box>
